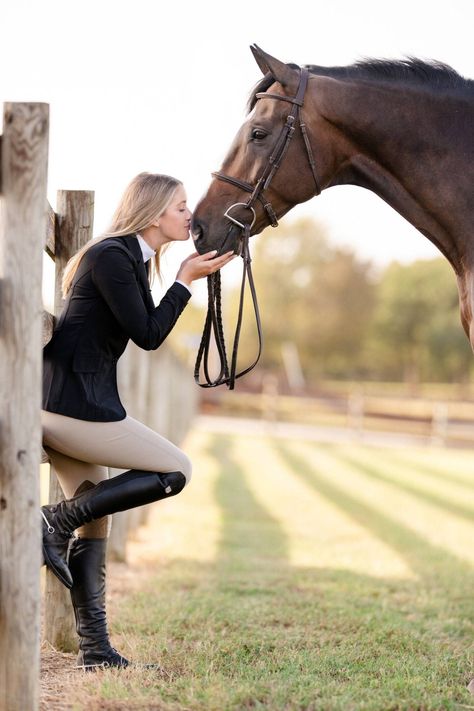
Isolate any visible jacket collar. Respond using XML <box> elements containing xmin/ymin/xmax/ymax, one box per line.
<box><xmin>116</xmin><ymin>234</ymin><xmax>142</xmax><ymax>263</ymax></box>
<box><xmin>115</xmin><ymin>234</ymin><xmax>153</xmax><ymax>303</ymax></box>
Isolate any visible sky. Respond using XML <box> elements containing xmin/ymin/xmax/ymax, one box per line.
<box><xmin>2</xmin><ymin>0</ymin><xmax>473</xmax><ymax>306</ymax></box>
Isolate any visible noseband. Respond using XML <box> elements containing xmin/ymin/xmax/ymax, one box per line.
<box><xmin>194</xmin><ymin>67</ymin><xmax>319</xmax><ymax>390</ymax></box>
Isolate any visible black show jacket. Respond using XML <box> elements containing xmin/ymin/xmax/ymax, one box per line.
<box><xmin>43</xmin><ymin>235</ymin><xmax>191</xmax><ymax>421</ymax></box>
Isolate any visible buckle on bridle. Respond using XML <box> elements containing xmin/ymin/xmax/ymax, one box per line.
<box><xmin>224</xmin><ymin>202</ymin><xmax>256</xmax><ymax>231</ymax></box>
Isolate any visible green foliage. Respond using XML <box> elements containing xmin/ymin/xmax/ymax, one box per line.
<box><xmin>230</xmin><ymin>218</ymin><xmax>473</xmax><ymax>384</ymax></box>
<box><xmin>232</xmin><ymin>218</ymin><xmax>375</xmax><ymax>381</ymax></box>
<box><xmin>367</xmin><ymin>259</ymin><xmax>472</xmax><ymax>382</ymax></box>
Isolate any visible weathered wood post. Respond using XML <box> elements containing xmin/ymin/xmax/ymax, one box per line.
<box><xmin>42</xmin><ymin>190</ymin><xmax>94</xmax><ymax>651</ymax></box>
<box><xmin>0</xmin><ymin>103</ymin><xmax>49</xmax><ymax>711</ymax></box>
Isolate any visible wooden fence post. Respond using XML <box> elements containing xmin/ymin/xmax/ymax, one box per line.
<box><xmin>42</xmin><ymin>190</ymin><xmax>94</xmax><ymax>651</ymax></box>
<box><xmin>0</xmin><ymin>103</ymin><xmax>49</xmax><ymax>711</ymax></box>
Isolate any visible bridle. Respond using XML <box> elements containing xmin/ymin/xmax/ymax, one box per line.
<box><xmin>194</xmin><ymin>67</ymin><xmax>320</xmax><ymax>390</ymax></box>
<box><xmin>213</xmin><ymin>67</ymin><xmax>320</xmax><ymax>230</ymax></box>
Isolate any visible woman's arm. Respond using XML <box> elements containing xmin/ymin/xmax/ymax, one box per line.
<box><xmin>92</xmin><ymin>246</ymin><xmax>190</xmax><ymax>350</ymax></box>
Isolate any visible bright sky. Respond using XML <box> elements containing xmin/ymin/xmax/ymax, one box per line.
<box><xmin>2</xmin><ymin>0</ymin><xmax>473</xmax><ymax>305</ymax></box>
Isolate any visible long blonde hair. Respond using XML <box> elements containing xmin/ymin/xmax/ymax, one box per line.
<box><xmin>62</xmin><ymin>172</ymin><xmax>182</xmax><ymax>297</ymax></box>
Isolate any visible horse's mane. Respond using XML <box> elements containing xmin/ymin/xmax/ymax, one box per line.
<box><xmin>247</xmin><ymin>58</ymin><xmax>473</xmax><ymax>113</ymax></box>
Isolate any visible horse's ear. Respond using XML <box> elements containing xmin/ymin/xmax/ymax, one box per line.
<box><xmin>250</xmin><ymin>45</ymin><xmax>299</xmax><ymax>88</ymax></box>
<box><xmin>250</xmin><ymin>44</ymin><xmax>271</xmax><ymax>75</ymax></box>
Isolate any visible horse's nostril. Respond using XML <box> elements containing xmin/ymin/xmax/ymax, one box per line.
<box><xmin>191</xmin><ymin>217</ymin><xmax>203</xmax><ymax>242</ymax></box>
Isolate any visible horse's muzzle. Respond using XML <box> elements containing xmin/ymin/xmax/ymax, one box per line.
<box><xmin>191</xmin><ymin>216</ymin><xmax>242</xmax><ymax>256</ymax></box>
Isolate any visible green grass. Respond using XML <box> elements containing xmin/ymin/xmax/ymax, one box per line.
<box><xmin>61</xmin><ymin>428</ymin><xmax>474</xmax><ymax>711</ymax></box>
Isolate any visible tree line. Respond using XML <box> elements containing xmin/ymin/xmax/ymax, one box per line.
<box><xmin>222</xmin><ymin>218</ymin><xmax>474</xmax><ymax>386</ymax></box>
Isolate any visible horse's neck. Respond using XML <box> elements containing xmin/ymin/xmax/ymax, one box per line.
<box><xmin>312</xmin><ymin>76</ymin><xmax>473</xmax><ymax>269</ymax></box>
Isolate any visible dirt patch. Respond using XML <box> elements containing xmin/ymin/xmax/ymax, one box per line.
<box><xmin>40</xmin><ymin>646</ymin><xmax>77</xmax><ymax>711</ymax></box>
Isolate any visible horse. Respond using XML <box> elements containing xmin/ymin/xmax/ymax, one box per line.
<box><xmin>192</xmin><ymin>45</ymin><xmax>474</xmax><ymax>351</ymax></box>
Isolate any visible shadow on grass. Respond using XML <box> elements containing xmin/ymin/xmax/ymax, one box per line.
<box><xmin>207</xmin><ymin>434</ymin><xmax>290</xmax><ymax>574</ymax></box>
<box><xmin>273</xmin><ymin>440</ymin><xmax>474</xmax><ymax>597</ymax></box>
<box><xmin>84</xmin><ymin>435</ymin><xmax>474</xmax><ymax>711</ymax></box>
<box><xmin>382</xmin><ymin>448</ymin><xmax>474</xmax><ymax>491</ymax></box>
<box><xmin>330</xmin><ymin>447</ymin><xmax>474</xmax><ymax>525</ymax></box>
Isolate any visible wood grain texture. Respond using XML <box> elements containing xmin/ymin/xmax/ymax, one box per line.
<box><xmin>0</xmin><ymin>102</ymin><xmax>49</xmax><ymax>711</ymax></box>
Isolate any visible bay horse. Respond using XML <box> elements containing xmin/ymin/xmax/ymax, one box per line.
<box><xmin>192</xmin><ymin>45</ymin><xmax>474</xmax><ymax>350</ymax></box>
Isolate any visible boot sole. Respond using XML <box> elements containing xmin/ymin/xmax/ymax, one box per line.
<box><xmin>75</xmin><ymin>662</ymin><xmax>129</xmax><ymax>671</ymax></box>
<box><xmin>75</xmin><ymin>662</ymin><xmax>164</xmax><ymax>672</ymax></box>
<box><xmin>42</xmin><ymin>543</ymin><xmax>73</xmax><ymax>589</ymax></box>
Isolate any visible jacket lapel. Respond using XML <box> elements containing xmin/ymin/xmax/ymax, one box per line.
<box><xmin>117</xmin><ymin>235</ymin><xmax>155</xmax><ymax>309</ymax></box>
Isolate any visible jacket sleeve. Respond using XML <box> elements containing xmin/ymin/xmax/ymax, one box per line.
<box><xmin>91</xmin><ymin>245</ymin><xmax>191</xmax><ymax>350</ymax></box>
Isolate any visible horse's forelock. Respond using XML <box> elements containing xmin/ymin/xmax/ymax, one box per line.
<box><xmin>246</xmin><ymin>63</ymin><xmax>302</xmax><ymax>114</ymax></box>
<box><xmin>247</xmin><ymin>73</ymin><xmax>274</xmax><ymax>114</ymax></box>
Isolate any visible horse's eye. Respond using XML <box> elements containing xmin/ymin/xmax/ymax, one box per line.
<box><xmin>251</xmin><ymin>128</ymin><xmax>268</xmax><ymax>141</ymax></box>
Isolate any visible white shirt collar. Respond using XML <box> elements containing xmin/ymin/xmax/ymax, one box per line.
<box><xmin>136</xmin><ymin>233</ymin><xmax>156</xmax><ymax>263</ymax></box>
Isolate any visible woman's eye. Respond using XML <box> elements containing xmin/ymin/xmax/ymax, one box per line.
<box><xmin>251</xmin><ymin>128</ymin><xmax>267</xmax><ymax>141</ymax></box>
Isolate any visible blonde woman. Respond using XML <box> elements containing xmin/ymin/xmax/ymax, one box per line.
<box><xmin>41</xmin><ymin>172</ymin><xmax>234</xmax><ymax>670</ymax></box>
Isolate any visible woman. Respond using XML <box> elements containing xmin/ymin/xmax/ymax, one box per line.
<box><xmin>41</xmin><ymin>172</ymin><xmax>234</xmax><ymax>670</ymax></box>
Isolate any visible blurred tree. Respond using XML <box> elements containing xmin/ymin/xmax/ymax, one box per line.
<box><xmin>366</xmin><ymin>259</ymin><xmax>472</xmax><ymax>383</ymax></box>
<box><xmin>227</xmin><ymin>218</ymin><xmax>376</xmax><ymax>385</ymax></box>
<box><xmin>169</xmin><ymin>224</ymin><xmax>473</xmax><ymax>389</ymax></box>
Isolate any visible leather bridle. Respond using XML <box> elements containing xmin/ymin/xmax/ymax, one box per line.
<box><xmin>194</xmin><ymin>67</ymin><xmax>319</xmax><ymax>390</ymax></box>
<box><xmin>213</xmin><ymin>67</ymin><xmax>320</xmax><ymax>231</ymax></box>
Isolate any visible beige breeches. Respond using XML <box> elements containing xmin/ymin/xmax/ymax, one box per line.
<box><xmin>41</xmin><ymin>410</ymin><xmax>192</xmax><ymax>538</ymax></box>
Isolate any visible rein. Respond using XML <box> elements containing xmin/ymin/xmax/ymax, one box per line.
<box><xmin>194</xmin><ymin>225</ymin><xmax>262</xmax><ymax>390</ymax></box>
<box><xmin>194</xmin><ymin>67</ymin><xmax>318</xmax><ymax>390</ymax></box>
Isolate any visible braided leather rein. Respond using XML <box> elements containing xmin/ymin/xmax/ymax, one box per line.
<box><xmin>194</xmin><ymin>224</ymin><xmax>262</xmax><ymax>390</ymax></box>
<box><xmin>194</xmin><ymin>67</ymin><xmax>318</xmax><ymax>390</ymax></box>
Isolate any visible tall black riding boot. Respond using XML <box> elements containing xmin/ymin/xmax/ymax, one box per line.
<box><xmin>69</xmin><ymin>536</ymin><xmax>129</xmax><ymax>670</ymax></box>
<box><xmin>41</xmin><ymin>469</ymin><xmax>186</xmax><ymax>588</ymax></box>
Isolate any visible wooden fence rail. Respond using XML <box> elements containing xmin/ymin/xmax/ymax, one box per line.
<box><xmin>205</xmin><ymin>389</ymin><xmax>474</xmax><ymax>447</ymax></box>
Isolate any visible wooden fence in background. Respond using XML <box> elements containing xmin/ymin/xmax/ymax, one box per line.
<box><xmin>203</xmin><ymin>388</ymin><xmax>474</xmax><ymax>447</ymax></box>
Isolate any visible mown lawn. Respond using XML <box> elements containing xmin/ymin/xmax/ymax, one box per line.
<box><xmin>45</xmin><ymin>424</ymin><xmax>474</xmax><ymax>710</ymax></box>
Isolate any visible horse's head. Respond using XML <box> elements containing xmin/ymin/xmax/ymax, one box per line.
<box><xmin>192</xmin><ymin>46</ymin><xmax>323</xmax><ymax>255</ymax></box>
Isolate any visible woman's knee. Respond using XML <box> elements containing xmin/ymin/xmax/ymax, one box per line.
<box><xmin>166</xmin><ymin>451</ymin><xmax>192</xmax><ymax>487</ymax></box>
<box><xmin>177</xmin><ymin>453</ymin><xmax>192</xmax><ymax>486</ymax></box>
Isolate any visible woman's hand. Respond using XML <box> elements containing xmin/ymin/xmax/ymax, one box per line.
<box><xmin>176</xmin><ymin>250</ymin><xmax>235</xmax><ymax>287</ymax></box>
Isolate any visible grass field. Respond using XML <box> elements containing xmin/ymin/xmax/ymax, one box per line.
<box><xmin>42</xmin><ymin>423</ymin><xmax>474</xmax><ymax>711</ymax></box>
